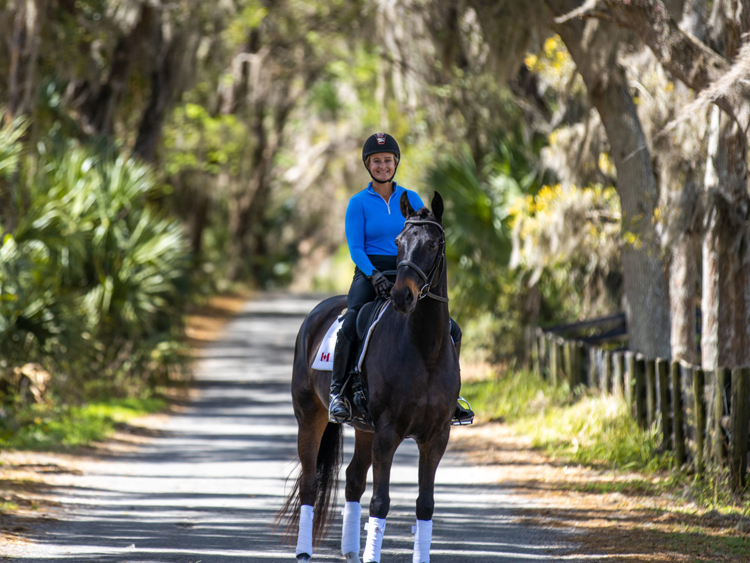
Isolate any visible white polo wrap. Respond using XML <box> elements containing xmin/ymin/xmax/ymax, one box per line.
<box><xmin>341</xmin><ymin>501</ymin><xmax>362</xmax><ymax>555</ymax></box>
<box><xmin>296</xmin><ymin>504</ymin><xmax>314</xmax><ymax>557</ymax></box>
<box><xmin>412</xmin><ymin>519</ymin><xmax>433</xmax><ymax>563</ymax></box>
<box><xmin>363</xmin><ymin>516</ymin><xmax>386</xmax><ymax>562</ymax></box>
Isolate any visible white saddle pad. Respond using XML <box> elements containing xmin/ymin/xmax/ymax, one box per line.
<box><xmin>312</xmin><ymin>317</ymin><xmax>344</xmax><ymax>371</ymax></box>
<box><xmin>311</xmin><ymin>302</ymin><xmax>392</xmax><ymax>372</ymax></box>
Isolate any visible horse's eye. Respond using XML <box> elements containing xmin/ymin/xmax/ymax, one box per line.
<box><xmin>429</xmin><ymin>241</ymin><xmax>438</xmax><ymax>249</ymax></box>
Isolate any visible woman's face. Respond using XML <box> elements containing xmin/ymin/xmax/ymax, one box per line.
<box><xmin>367</xmin><ymin>152</ymin><xmax>397</xmax><ymax>183</ymax></box>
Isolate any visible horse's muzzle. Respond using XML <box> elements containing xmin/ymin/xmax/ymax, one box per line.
<box><xmin>391</xmin><ymin>284</ymin><xmax>416</xmax><ymax>313</ymax></box>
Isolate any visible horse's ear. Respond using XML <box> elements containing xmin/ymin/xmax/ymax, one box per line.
<box><xmin>400</xmin><ymin>191</ymin><xmax>416</xmax><ymax>218</ymax></box>
<box><xmin>431</xmin><ymin>191</ymin><xmax>444</xmax><ymax>223</ymax></box>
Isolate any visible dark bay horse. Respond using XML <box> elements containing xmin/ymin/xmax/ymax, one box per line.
<box><xmin>279</xmin><ymin>192</ymin><xmax>459</xmax><ymax>563</ymax></box>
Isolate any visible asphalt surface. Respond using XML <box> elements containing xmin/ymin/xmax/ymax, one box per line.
<box><xmin>3</xmin><ymin>293</ymin><xmax>581</xmax><ymax>562</ymax></box>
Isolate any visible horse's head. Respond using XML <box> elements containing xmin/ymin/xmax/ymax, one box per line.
<box><xmin>392</xmin><ymin>191</ymin><xmax>446</xmax><ymax>314</ymax></box>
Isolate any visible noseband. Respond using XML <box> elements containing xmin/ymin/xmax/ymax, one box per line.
<box><xmin>397</xmin><ymin>219</ymin><xmax>449</xmax><ymax>303</ymax></box>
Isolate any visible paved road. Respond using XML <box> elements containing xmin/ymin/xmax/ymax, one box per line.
<box><xmin>3</xmin><ymin>293</ymin><xmax>579</xmax><ymax>562</ymax></box>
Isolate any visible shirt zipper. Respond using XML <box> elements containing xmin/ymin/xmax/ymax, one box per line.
<box><xmin>370</xmin><ymin>183</ymin><xmax>397</xmax><ymax>215</ymax></box>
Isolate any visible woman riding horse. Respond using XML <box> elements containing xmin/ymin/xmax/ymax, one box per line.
<box><xmin>283</xmin><ymin>188</ymin><xmax>464</xmax><ymax>563</ymax></box>
<box><xmin>329</xmin><ymin>133</ymin><xmax>473</xmax><ymax>426</ymax></box>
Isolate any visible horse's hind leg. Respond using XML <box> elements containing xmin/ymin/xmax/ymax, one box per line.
<box><xmin>413</xmin><ymin>427</ymin><xmax>451</xmax><ymax>563</ymax></box>
<box><xmin>341</xmin><ymin>430</ymin><xmax>373</xmax><ymax>563</ymax></box>
<box><xmin>295</xmin><ymin>404</ymin><xmax>329</xmax><ymax>561</ymax></box>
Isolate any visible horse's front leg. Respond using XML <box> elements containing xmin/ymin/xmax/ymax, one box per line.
<box><xmin>342</xmin><ymin>429</ymin><xmax>374</xmax><ymax>563</ymax></box>
<box><xmin>413</xmin><ymin>427</ymin><xmax>450</xmax><ymax>563</ymax></box>
<box><xmin>364</xmin><ymin>427</ymin><xmax>400</xmax><ymax>563</ymax></box>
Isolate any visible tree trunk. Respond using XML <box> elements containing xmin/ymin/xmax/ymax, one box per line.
<box><xmin>133</xmin><ymin>15</ymin><xmax>198</xmax><ymax>162</ymax></box>
<box><xmin>549</xmin><ymin>1</ymin><xmax>672</xmax><ymax>358</ymax></box>
<box><xmin>700</xmin><ymin>0</ymin><xmax>750</xmax><ymax>370</ymax></box>
<box><xmin>701</xmin><ymin>106</ymin><xmax>750</xmax><ymax>369</ymax></box>
<box><xmin>3</xmin><ymin>0</ymin><xmax>46</xmax><ymax>232</ymax></box>
<box><xmin>82</xmin><ymin>5</ymin><xmax>153</xmax><ymax>136</ymax></box>
<box><xmin>670</xmin><ymin>233</ymin><xmax>699</xmax><ymax>363</ymax></box>
<box><xmin>7</xmin><ymin>0</ymin><xmax>46</xmax><ymax>123</ymax></box>
<box><xmin>133</xmin><ymin>21</ymin><xmax>177</xmax><ymax>162</ymax></box>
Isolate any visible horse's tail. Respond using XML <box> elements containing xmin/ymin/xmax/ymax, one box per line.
<box><xmin>276</xmin><ymin>421</ymin><xmax>344</xmax><ymax>545</ymax></box>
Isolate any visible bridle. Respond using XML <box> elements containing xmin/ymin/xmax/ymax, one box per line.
<box><xmin>397</xmin><ymin>219</ymin><xmax>449</xmax><ymax>303</ymax></box>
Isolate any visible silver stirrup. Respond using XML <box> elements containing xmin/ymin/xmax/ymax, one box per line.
<box><xmin>328</xmin><ymin>395</ymin><xmax>352</xmax><ymax>423</ymax></box>
<box><xmin>451</xmin><ymin>396</ymin><xmax>474</xmax><ymax>426</ymax></box>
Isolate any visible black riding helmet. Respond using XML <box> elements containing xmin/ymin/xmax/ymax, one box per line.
<box><xmin>362</xmin><ymin>133</ymin><xmax>400</xmax><ymax>183</ymax></box>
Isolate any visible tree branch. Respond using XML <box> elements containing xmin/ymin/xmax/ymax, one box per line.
<box><xmin>584</xmin><ymin>0</ymin><xmax>750</xmax><ymax>134</ymax></box>
<box><xmin>554</xmin><ymin>0</ymin><xmax>601</xmax><ymax>23</ymax></box>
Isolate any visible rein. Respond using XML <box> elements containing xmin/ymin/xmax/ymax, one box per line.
<box><xmin>397</xmin><ymin>219</ymin><xmax>449</xmax><ymax>303</ymax></box>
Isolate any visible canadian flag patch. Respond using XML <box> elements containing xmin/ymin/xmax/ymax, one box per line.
<box><xmin>311</xmin><ymin>317</ymin><xmax>343</xmax><ymax>371</ymax></box>
<box><xmin>376</xmin><ymin>133</ymin><xmax>386</xmax><ymax>145</ymax></box>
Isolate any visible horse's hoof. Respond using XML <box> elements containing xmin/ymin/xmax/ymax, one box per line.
<box><xmin>296</xmin><ymin>554</ymin><xmax>311</xmax><ymax>562</ymax></box>
<box><xmin>344</xmin><ymin>552</ymin><xmax>360</xmax><ymax>563</ymax></box>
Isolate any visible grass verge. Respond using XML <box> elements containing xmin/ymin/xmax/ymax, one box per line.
<box><xmin>460</xmin><ymin>368</ymin><xmax>748</xmax><ymax>508</ymax></box>
<box><xmin>459</xmin><ymin>367</ymin><xmax>750</xmax><ymax>561</ymax></box>
<box><xmin>0</xmin><ymin>396</ymin><xmax>167</xmax><ymax>451</ymax></box>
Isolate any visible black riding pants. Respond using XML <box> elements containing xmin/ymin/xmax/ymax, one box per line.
<box><xmin>342</xmin><ymin>255</ymin><xmax>397</xmax><ymax>342</ymax></box>
<box><xmin>341</xmin><ymin>254</ymin><xmax>462</xmax><ymax>345</ymax></box>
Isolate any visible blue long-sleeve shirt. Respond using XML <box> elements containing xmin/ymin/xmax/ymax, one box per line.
<box><xmin>345</xmin><ymin>183</ymin><xmax>424</xmax><ymax>276</ymax></box>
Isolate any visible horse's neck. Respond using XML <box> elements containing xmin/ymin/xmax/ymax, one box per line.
<box><xmin>408</xmin><ymin>272</ymin><xmax>451</xmax><ymax>358</ymax></box>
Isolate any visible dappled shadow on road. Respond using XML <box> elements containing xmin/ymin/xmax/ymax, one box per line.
<box><xmin>9</xmin><ymin>490</ymin><xmax>577</xmax><ymax>563</ymax></box>
<box><xmin>513</xmin><ymin>505</ymin><xmax>750</xmax><ymax>562</ymax></box>
<box><xmin>6</xmin><ymin>294</ymin><xmax>576</xmax><ymax>562</ymax></box>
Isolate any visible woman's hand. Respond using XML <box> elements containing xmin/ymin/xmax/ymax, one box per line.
<box><xmin>370</xmin><ymin>271</ymin><xmax>394</xmax><ymax>300</ymax></box>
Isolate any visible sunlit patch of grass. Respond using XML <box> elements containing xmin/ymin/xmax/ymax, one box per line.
<box><xmin>460</xmin><ymin>369</ymin><xmax>570</xmax><ymax>422</ymax></box>
<box><xmin>518</xmin><ymin>393</ymin><xmax>671</xmax><ymax>471</ymax></box>
<box><xmin>462</xmin><ymin>368</ymin><xmax>669</xmax><ymax>471</ymax></box>
<box><xmin>0</xmin><ymin>501</ymin><xmax>18</xmax><ymax>513</ymax></box>
<box><xmin>0</xmin><ymin>396</ymin><xmax>166</xmax><ymax>451</ymax></box>
<box><xmin>561</xmin><ymin>478</ymin><xmax>665</xmax><ymax>497</ymax></box>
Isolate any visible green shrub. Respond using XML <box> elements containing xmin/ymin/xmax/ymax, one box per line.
<box><xmin>1</xmin><ymin>131</ymin><xmax>192</xmax><ymax>417</ymax></box>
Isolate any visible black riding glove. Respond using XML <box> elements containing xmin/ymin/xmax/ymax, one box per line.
<box><xmin>370</xmin><ymin>270</ymin><xmax>394</xmax><ymax>300</ymax></box>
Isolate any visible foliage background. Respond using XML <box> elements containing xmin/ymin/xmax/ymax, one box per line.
<box><xmin>2</xmin><ymin>0</ymin><xmax>745</xmax><ymax>449</ymax></box>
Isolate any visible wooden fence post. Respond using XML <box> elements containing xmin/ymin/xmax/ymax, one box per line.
<box><xmin>550</xmin><ymin>338</ymin><xmax>559</xmax><ymax>387</ymax></box>
<box><xmin>563</xmin><ymin>341</ymin><xmax>573</xmax><ymax>385</ymax></box>
<box><xmin>532</xmin><ymin>329</ymin><xmax>540</xmax><ymax>376</ymax></box>
<box><xmin>646</xmin><ymin>359</ymin><xmax>657</xmax><ymax>427</ymax></box>
<box><xmin>539</xmin><ymin>333</ymin><xmax>548</xmax><ymax>379</ymax></box>
<box><xmin>693</xmin><ymin>368</ymin><xmax>706</xmax><ymax>475</ymax></box>
<box><xmin>729</xmin><ymin>367</ymin><xmax>750</xmax><ymax>499</ymax></box>
<box><xmin>589</xmin><ymin>347</ymin><xmax>598</xmax><ymax>390</ymax></box>
<box><xmin>524</xmin><ymin>326</ymin><xmax>532</xmax><ymax>371</ymax></box>
<box><xmin>657</xmin><ymin>359</ymin><xmax>672</xmax><ymax>450</ymax></box>
<box><xmin>576</xmin><ymin>341</ymin><xmax>587</xmax><ymax>387</ymax></box>
<box><xmin>613</xmin><ymin>352</ymin><xmax>625</xmax><ymax>400</ymax></box>
<box><xmin>603</xmin><ymin>350</ymin><xmax>612</xmax><ymax>394</ymax></box>
<box><xmin>713</xmin><ymin>367</ymin><xmax>731</xmax><ymax>466</ymax></box>
<box><xmin>672</xmin><ymin>361</ymin><xmax>686</xmax><ymax>467</ymax></box>
<box><xmin>634</xmin><ymin>356</ymin><xmax>647</xmax><ymax>429</ymax></box>
<box><xmin>625</xmin><ymin>352</ymin><xmax>635</xmax><ymax>413</ymax></box>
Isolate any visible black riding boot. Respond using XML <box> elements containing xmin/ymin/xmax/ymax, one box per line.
<box><xmin>329</xmin><ymin>332</ymin><xmax>355</xmax><ymax>423</ymax></box>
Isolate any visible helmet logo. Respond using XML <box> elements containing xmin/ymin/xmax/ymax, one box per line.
<box><xmin>376</xmin><ymin>133</ymin><xmax>386</xmax><ymax>145</ymax></box>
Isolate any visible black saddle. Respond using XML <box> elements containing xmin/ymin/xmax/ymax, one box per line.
<box><xmin>355</xmin><ymin>297</ymin><xmax>388</xmax><ymax>341</ymax></box>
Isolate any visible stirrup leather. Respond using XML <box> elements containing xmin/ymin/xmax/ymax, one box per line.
<box><xmin>329</xmin><ymin>394</ymin><xmax>352</xmax><ymax>423</ymax></box>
